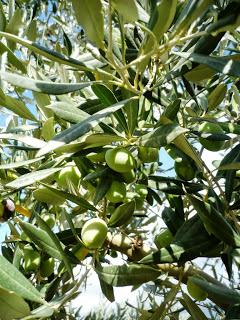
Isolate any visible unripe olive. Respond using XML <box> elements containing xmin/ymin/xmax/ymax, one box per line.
<box><xmin>40</xmin><ymin>257</ymin><xmax>55</xmax><ymax>278</ymax></box>
<box><xmin>138</xmin><ymin>147</ymin><xmax>159</xmax><ymax>163</ymax></box>
<box><xmin>175</xmin><ymin>159</ymin><xmax>195</xmax><ymax>181</ymax></box>
<box><xmin>81</xmin><ymin>218</ymin><xmax>108</xmax><ymax>249</ymax></box>
<box><xmin>56</xmin><ymin>165</ymin><xmax>81</xmax><ymax>188</ymax></box>
<box><xmin>23</xmin><ymin>245</ymin><xmax>41</xmax><ymax>272</ymax></box>
<box><xmin>187</xmin><ymin>278</ymin><xmax>208</xmax><ymax>301</ymax></box>
<box><xmin>105</xmin><ymin>148</ymin><xmax>135</xmax><ymax>173</ymax></box>
<box><xmin>199</xmin><ymin>122</ymin><xmax>224</xmax><ymax>151</ymax></box>
<box><xmin>106</xmin><ymin>181</ymin><xmax>126</xmax><ymax>203</ymax></box>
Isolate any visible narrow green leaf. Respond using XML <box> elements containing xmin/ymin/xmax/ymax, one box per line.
<box><xmin>99</xmin><ymin>277</ymin><xmax>115</xmax><ymax>302</ymax></box>
<box><xmin>37</xmin><ymin>97</ymin><xmax>137</xmax><ymax>157</ymax></box>
<box><xmin>108</xmin><ymin>201</ymin><xmax>135</xmax><ymax>227</ymax></box>
<box><xmin>0</xmin><ymin>133</ymin><xmax>45</xmax><ymax>148</ymax></box>
<box><xmin>184</xmin><ymin>64</ymin><xmax>216</xmax><ymax>83</ymax></box>
<box><xmin>189</xmin><ymin>276</ymin><xmax>240</xmax><ymax>304</ymax></box>
<box><xmin>71</xmin><ymin>0</ymin><xmax>104</xmax><ymax>49</ymax></box>
<box><xmin>92</xmin><ymin>83</ymin><xmax>128</xmax><ymax>133</ymax></box>
<box><xmin>93</xmin><ymin>176</ymin><xmax>112</xmax><ymax>205</ymax></box>
<box><xmin>148</xmin><ymin>175</ymin><xmax>204</xmax><ymax>195</ymax></box>
<box><xmin>0</xmin><ymin>41</ymin><xmax>26</xmax><ymax>73</ymax></box>
<box><xmin>160</xmin><ymin>116</ymin><xmax>203</xmax><ymax>170</ymax></box>
<box><xmin>29</xmin><ymin>304</ymin><xmax>55</xmax><ymax>319</ymax></box>
<box><xmin>47</xmin><ymin>102</ymin><xmax>89</xmax><ymax>123</ymax></box>
<box><xmin>181</xmin><ymin>293</ymin><xmax>209</xmax><ymax>320</ymax></box>
<box><xmin>84</xmin><ymin>133</ymin><xmax>125</xmax><ymax>145</ymax></box>
<box><xmin>208</xmin><ymin>83</ymin><xmax>227</xmax><ymax>110</ymax></box>
<box><xmin>0</xmin><ymin>71</ymin><xmax>94</xmax><ymax>95</ymax></box>
<box><xmin>188</xmin><ymin>195</ymin><xmax>240</xmax><ymax>247</ymax></box>
<box><xmin>139</xmin><ymin>124</ymin><xmax>188</xmax><ymax>148</ymax></box>
<box><xmin>18</xmin><ymin>220</ymin><xmax>64</xmax><ymax>261</ymax></box>
<box><xmin>6</xmin><ymin>168</ymin><xmax>62</xmax><ymax>189</ymax></box>
<box><xmin>139</xmin><ymin>244</ymin><xmax>184</xmax><ymax>264</ymax></box>
<box><xmin>175</xmin><ymin>52</ymin><xmax>240</xmax><ymax>77</ymax></box>
<box><xmin>0</xmin><ymin>255</ymin><xmax>44</xmax><ymax>303</ymax></box>
<box><xmin>138</xmin><ymin>0</ymin><xmax>177</xmax><ymax>71</ymax></box>
<box><xmin>41</xmin><ymin>117</ymin><xmax>55</xmax><ymax>141</ymax></box>
<box><xmin>0</xmin><ymin>89</ymin><xmax>37</xmax><ymax>121</ymax></box>
<box><xmin>218</xmin><ymin>162</ymin><xmax>240</xmax><ymax>171</ymax></box>
<box><xmin>6</xmin><ymin>8</ymin><xmax>24</xmax><ymax>36</ymax></box>
<box><xmin>173</xmin><ymin>0</ymin><xmax>213</xmax><ymax>37</ymax></box>
<box><xmin>0</xmin><ymin>288</ymin><xmax>30</xmax><ymax>320</ymax></box>
<box><xmin>124</xmin><ymin>95</ymin><xmax>139</xmax><ymax>135</ymax></box>
<box><xmin>41</xmin><ymin>183</ymin><xmax>97</xmax><ymax>211</ymax></box>
<box><xmin>35</xmin><ymin>214</ymin><xmax>73</xmax><ymax>278</ymax></box>
<box><xmin>0</xmin><ymin>157</ymin><xmax>44</xmax><ymax>169</ymax></box>
<box><xmin>0</xmin><ymin>31</ymin><xmax>95</xmax><ymax>70</ymax></box>
<box><xmin>0</xmin><ymin>3</ymin><xmax>6</xmax><ymax>32</ymax></box>
<box><xmin>96</xmin><ymin>264</ymin><xmax>161</xmax><ymax>287</ymax></box>
<box><xmin>112</xmin><ymin>0</ymin><xmax>138</xmax><ymax>22</ymax></box>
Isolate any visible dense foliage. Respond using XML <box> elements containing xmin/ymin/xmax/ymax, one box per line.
<box><xmin>0</xmin><ymin>0</ymin><xmax>240</xmax><ymax>319</ymax></box>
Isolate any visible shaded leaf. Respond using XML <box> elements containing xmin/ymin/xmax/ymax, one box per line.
<box><xmin>175</xmin><ymin>52</ymin><xmax>240</xmax><ymax>77</ymax></box>
<box><xmin>181</xmin><ymin>293</ymin><xmax>209</xmax><ymax>320</ymax></box>
<box><xmin>19</xmin><ymin>220</ymin><xmax>64</xmax><ymax>261</ymax></box>
<box><xmin>42</xmin><ymin>183</ymin><xmax>97</xmax><ymax>211</ymax></box>
<box><xmin>188</xmin><ymin>195</ymin><xmax>240</xmax><ymax>247</ymax></box>
<box><xmin>37</xmin><ymin>97</ymin><xmax>137</xmax><ymax>157</ymax></box>
<box><xmin>96</xmin><ymin>264</ymin><xmax>161</xmax><ymax>287</ymax></box>
<box><xmin>35</xmin><ymin>214</ymin><xmax>73</xmax><ymax>278</ymax></box>
<box><xmin>71</xmin><ymin>0</ymin><xmax>104</xmax><ymax>49</ymax></box>
<box><xmin>189</xmin><ymin>276</ymin><xmax>240</xmax><ymax>304</ymax></box>
<box><xmin>0</xmin><ymin>31</ymin><xmax>98</xmax><ymax>70</ymax></box>
<box><xmin>139</xmin><ymin>124</ymin><xmax>188</xmax><ymax>148</ymax></box>
<box><xmin>0</xmin><ymin>288</ymin><xmax>30</xmax><ymax>320</ymax></box>
<box><xmin>0</xmin><ymin>255</ymin><xmax>44</xmax><ymax>303</ymax></box>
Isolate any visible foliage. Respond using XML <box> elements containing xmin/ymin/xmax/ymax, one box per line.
<box><xmin>0</xmin><ymin>0</ymin><xmax>240</xmax><ymax>319</ymax></box>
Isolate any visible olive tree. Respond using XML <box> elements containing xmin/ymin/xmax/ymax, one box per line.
<box><xmin>0</xmin><ymin>0</ymin><xmax>240</xmax><ymax>319</ymax></box>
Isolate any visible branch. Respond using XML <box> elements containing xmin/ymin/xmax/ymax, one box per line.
<box><xmin>105</xmin><ymin>233</ymin><xmax>230</xmax><ymax>310</ymax></box>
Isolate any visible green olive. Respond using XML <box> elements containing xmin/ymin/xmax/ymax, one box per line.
<box><xmin>106</xmin><ymin>181</ymin><xmax>126</xmax><ymax>203</ymax></box>
<box><xmin>199</xmin><ymin>122</ymin><xmax>224</xmax><ymax>151</ymax></box>
<box><xmin>40</xmin><ymin>257</ymin><xmax>55</xmax><ymax>278</ymax></box>
<box><xmin>174</xmin><ymin>159</ymin><xmax>195</xmax><ymax>181</ymax></box>
<box><xmin>105</xmin><ymin>148</ymin><xmax>135</xmax><ymax>173</ymax></box>
<box><xmin>23</xmin><ymin>245</ymin><xmax>41</xmax><ymax>272</ymax></box>
<box><xmin>56</xmin><ymin>165</ymin><xmax>81</xmax><ymax>189</ymax></box>
<box><xmin>138</xmin><ymin>147</ymin><xmax>159</xmax><ymax>163</ymax></box>
<box><xmin>81</xmin><ymin>218</ymin><xmax>108</xmax><ymax>249</ymax></box>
